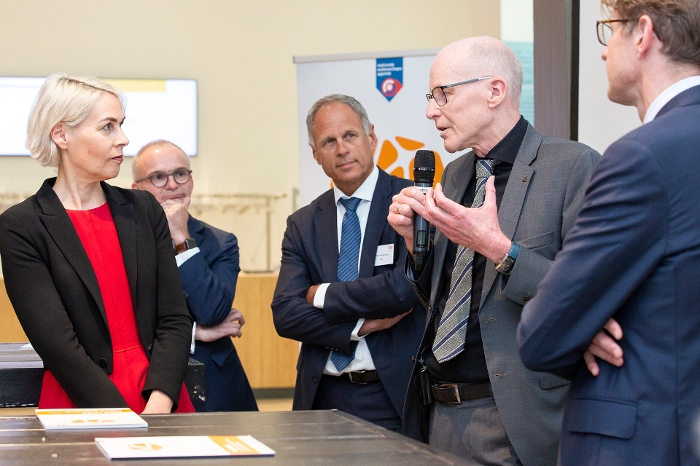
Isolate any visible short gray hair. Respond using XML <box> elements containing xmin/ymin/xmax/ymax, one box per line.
<box><xmin>306</xmin><ymin>94</ymin><xmax>371</xmax><ymax>149</ymax></box>
<box><xmin>26</xmin><ymin>73</ymin><xmax>125</xmax><ymax>168</ymax></box>
<box><xmin>132</xmin><ymin>139</ymin><xmax>189</xmax><ymax>181</ymax></box>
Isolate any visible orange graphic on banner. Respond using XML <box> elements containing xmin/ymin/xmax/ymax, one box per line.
<box><xmin>328</xmin><ymin>136</ymin><xmax>444</xmax><ymax>189</ymax></box>
<box><xmin>377</xmin><ymin>136</ymin><xmax>444</xmax><ymax>186</ymax></box>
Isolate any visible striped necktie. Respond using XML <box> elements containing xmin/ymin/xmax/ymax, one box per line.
<box><xmin>432</xmin><ymin>158</ymin><xmax>497</xmax><ymax>363</ymax></box>
<box><xmin>330</xmin><ymin>197</ymin><xmax>361</xmax><ymax>371</ymax></box>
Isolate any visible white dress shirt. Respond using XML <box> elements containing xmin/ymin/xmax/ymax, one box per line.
<box><xmin>314</xmin><ymin>166</ymin><xmax>379</xmax><ymax>374</ymax></box>
<box><xmin>175</xmin><ymin>247</ymin><xmax>201</xmax><ymax>354</ymax></box>
<box><xmin>644</xmin><ymin>76</ymin><xmax>700</xmax><ymax>123</ymax></box>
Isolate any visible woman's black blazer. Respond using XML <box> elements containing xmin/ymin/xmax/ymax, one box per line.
<box><xmin>0</xmin><ymin>178</ymin><xmax>192</xmax><ymax>408</ymax></box>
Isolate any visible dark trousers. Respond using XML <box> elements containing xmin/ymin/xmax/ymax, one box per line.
<box><xmin>191</xmin><ymin>341</ymin><xmax>258</xmax><ymax>412</ymax></box>
<box><xmin>312</xmin><ymin>374</ymin><xmax>402</xmax><ymax>432</ymax></box>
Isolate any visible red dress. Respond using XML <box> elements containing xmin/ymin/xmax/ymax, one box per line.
<box><xmin>39</xmin><ymin>203</ymin><xmax>194</xmax><ymax>413</ymax></box>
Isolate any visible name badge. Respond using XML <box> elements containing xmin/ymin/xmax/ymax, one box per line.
<box><xmin>375</xmin><ymin>244</ymin><xmax>394</xmax><ymax>266</ymax></box>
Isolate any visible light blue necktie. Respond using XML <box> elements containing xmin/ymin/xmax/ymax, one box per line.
<box><xmin>330</xmin><ymin>197</ymin><xmax>361</xmax><ymax>371</ymax></box>
<box><xmin>432</xmin><ymin>159</ymin><xmax>497</xmax><ymax>363</ymax></box>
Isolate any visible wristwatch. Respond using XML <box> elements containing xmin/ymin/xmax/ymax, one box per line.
<box><xmin>173</xmin><ymin>238</ymin><xmax>197</xmax><ymax>254</ymax></box>
<box><xmin>494</xmin><ymin>242</ymin><xmax>520</xmax><ymax>276</ymax></box>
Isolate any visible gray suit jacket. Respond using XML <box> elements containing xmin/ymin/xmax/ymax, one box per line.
<box><xmin>403</xmin><ymin>124</ymin><xmax>600</xmax><ymax>466</ymax></box>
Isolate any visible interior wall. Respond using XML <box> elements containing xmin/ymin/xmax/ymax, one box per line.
<box><xmin>0</xmin><ymin>0</ymin><xmax>499</xmax><ymax>271</ymax></box>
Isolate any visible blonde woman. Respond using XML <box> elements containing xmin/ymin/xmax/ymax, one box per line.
<box><xmin>0</xmin><ymin>74</ymin><xmax>194</xmax><ymax>413</ymax></box>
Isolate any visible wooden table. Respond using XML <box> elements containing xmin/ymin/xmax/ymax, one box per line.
<box><xmin>0</xmin><ymin>410</ymin><xmax>469</xmax><ymax>465</ymax></box>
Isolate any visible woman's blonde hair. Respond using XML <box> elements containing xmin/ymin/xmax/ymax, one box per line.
<box><xmin>26</xmin><ymin>73</ymin><xmax>125</xmax><ymax>167</ymax></box>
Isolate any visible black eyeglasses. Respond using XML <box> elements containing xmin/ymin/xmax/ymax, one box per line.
<box><xmin>137</xmin><ymin>168</ymin><xmax>192</xmax><ymax>188</ymax></box>
<box><xmin>426</xmin><ymin>76</ymin><xmax>492</xmax><ymax>107</ymax></box>
<box><xmin>596</xmin><ymin>19</ymin><xmax>631</xmax><ymax>46</ymax></box>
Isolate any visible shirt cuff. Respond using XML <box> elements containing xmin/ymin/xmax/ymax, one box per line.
<box><xmin>190</xmin><ymin>322</ymin><xmax>196</xmax><ymax>354</ymax></box>
<box><xmin>176</xmin><ymin>247</ymin><xmax>200</xmax><ymax>267</ymax></box>
<box><xmin>313</xmin><ymin>283</ymin><xmax>330</xmax><ymax>309</ymax></box>
<box><xmin>351</xmin><ymin>318</ymin><xmax>365</xmax><ymax>341</ymax></box>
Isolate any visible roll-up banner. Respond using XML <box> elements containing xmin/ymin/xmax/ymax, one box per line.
<box><xmin>294</xmin><ymin>49</ymin><xmax>460</xmax><ymax>208</ymax></box>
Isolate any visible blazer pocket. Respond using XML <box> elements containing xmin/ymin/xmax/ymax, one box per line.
<box><xmin>517</xmin><ymin>231</ymin><xmax>555</xmax><ymax>251</ymax></box>
<box><xmin>538</xmin><ymin>371</ymin><xmax>571</xmax><ymax>390</ymax></box>
<box><xmin>564</xmin><ymin>397</ymin><xmax>637</xmax><ymax>439</ymax></box>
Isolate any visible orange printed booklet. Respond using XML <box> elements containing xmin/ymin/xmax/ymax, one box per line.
<box><xmin>95</xmin><ymin>435</ymin><xmax>275</xmax><ymax>459</ymax></box>
<box><xmin>35</xmin><ymin>408</ymin><xmax>147</xmax><ymax>430</ymax></box>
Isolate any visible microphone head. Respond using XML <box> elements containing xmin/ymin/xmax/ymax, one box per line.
<box><xmin>413</xmin><ymin>150</ymin><xmax>435</xmax><ymax>184</ymax></box>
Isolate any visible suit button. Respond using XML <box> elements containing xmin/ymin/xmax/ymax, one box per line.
<box><xmin>99</xmin><ymin>358</ymin><xmax>108</xmax><ymax>368</ymax></box>
<box><xmin>312</xmin><ymin>376</ymin><xmax>320</xmax><ymax>383</ymax></box>
<box><xmin>523</xmin><ymin>294</ymin><xmax>531</xmax><ymax>302</ymax></box>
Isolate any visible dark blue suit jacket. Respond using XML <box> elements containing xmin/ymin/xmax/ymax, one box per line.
<box><xmin>518</xmin><ymin>85</ymin><xmax>700</xmax><ymax>465</ymax></box>
<box><xmin>180</xmin><ymin>216</ymin><xmax>257</xmax><ymax>412</ymax></box>
<box><xmin>271</xmin><ymin>168</ymin><xmax>425</xmax><ymax>417</ymax></box>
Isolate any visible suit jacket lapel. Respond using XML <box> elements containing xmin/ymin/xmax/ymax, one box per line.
<box><xmin>359</xmin><ymin>170</ymin><xmax>391</xmax><ymax>278</ymax></box>
<box><xmin>431</xmin><ymin>152</ymin><xmax>475</xmax><ymax>307</ymax></box>
<box><xmin>481</xmin><ymin>124</ymin><xmax>540</xmax><ymax>304</ymax></box>
<box><xmin>36</xmin><ymin>179</ymin><xmax>106</xmax><ymax>320</ymax></box>
<box><xmin>314</xmin><ymin>191</ymin><xmax>339</xmax><ymax>282</ymax></box>
<box><xmin>104</xmin><ymin>183</ymin><xmax>138</xmax><ymax>305</ymax></box>
<box><xmin>187</xmin><ymin>215</ymin><xmax>205</xmax><ymax>248</ymax></box>
<box><xmin>656</xmin><ymin>84</ymin><xmax>700</xmax><ymax>119</ymax></box>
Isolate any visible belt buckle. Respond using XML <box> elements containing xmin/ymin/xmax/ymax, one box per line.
<box><xmin>437</xmin><ymin>383</ymin><xmax>461</xmax><ymax>405</ymax></box>
<box><xmin>347</xmin><ymin>371</ymin><xmax>367</xmax><ymax>384</ymax></box>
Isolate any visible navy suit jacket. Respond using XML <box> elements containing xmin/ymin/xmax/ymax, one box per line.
<box><xmin>518</xmin><ymin>85</ymin><xmax>700</xmax><ymax>465</ymax></box>
<box><xmin>271</xmin><ymin>168</ymin><xmax>425</xmax><ymax>417</ymax></box>
<box><xmin>180</xmin><ymin>216</ymin><xmax>257</xmax><ymax>412</ymax></box>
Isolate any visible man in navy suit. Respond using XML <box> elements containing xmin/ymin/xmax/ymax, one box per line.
<box><xmin>133</xmin><ymin>140</ymin><xmax>258</xmax><ymax>412</ymax></box>
<box><xmin>271</xmin><ymin>95</ymin><xmax>424</xmax><ymax>432</ymax></box>
<box><xmin>518</xmin><ymin>1</ymin><xmax>700</xmax><ymax>464</ymax></box>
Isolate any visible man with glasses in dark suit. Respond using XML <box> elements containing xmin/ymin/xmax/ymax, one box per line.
<box><xmin>389</xmin><ymin>36</ymin><xmax>601</xmax><ymax>465</ymax></box>
<box><xmin>133</xmin><ymin>140</ymin><xmax>258</xmax><ymax>413</ymax></box>
<box><xmin>519</xmin><ymin>1</ymin><xmax>700</xmax><ymax>464</ymax></box>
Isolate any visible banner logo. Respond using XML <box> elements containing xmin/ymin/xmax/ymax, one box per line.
<box><xmin>376</xmin><ymin>58</ymin><xmax>403</xmax><ymax>101</ymax></box>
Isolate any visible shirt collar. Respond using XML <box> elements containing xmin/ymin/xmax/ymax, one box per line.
<box><xmin>482</xmin><ymin>115</ymin><xmax>527</xmax><ymax>165</ymax></box>
<box><xmin>333</xmin><ymin>165</ymin><xmax>378</xmax><ymax>205</ymax></box>
<box><xmin>644</xmin><ymin>76</ymin><xmax>700</xmax><ymax>123</ymax></box>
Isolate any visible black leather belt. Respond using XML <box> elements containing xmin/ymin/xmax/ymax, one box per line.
<box><xmin>431</xmin><ymin>381</ymin><xmax>492</xmax><ymax>405</ymax></box>
<box><xmin>338</xmin><ymin>370</ymin><xmax>380</xmax><ymax>384</ymax></box>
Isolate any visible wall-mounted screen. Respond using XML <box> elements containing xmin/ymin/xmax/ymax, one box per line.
<box><xmin>0</xmin><ymin>77</ymin><xmax>197</xmax><ymax>157</ymax></box>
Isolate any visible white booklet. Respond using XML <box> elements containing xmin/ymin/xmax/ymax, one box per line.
<box><xmin>35</xmin><ymin>408</ymin><xmax>148</xmax><ymax>430</ymax></box>
<box><xmin>95</xmin><ymin>435</ymin><xmax>275</xmax><ymax>459</ymax></box>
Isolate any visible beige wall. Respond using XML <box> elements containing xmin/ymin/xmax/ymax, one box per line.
<box><xmin>0</xmin><ymin>0</ymin><xmax>499</xmax><ymax>271</ymax></box>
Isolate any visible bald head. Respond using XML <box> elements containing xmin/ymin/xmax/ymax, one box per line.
<box><xmin>434</xmin><ymin>36</ymin><xmax>523</xmax><ymax>108</ymax></box>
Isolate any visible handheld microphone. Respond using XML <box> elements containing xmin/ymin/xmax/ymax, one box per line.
<box><xmin>412</xmin><ymin>150</ymin><xmax>435</xmax><ymax>272</ymax></box>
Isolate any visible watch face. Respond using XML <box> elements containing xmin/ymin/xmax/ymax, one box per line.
<box><xmin>495</xmin><ymin>257</ymin><xmax>515</xmax><ymax>275</ymax></box>
<box><xmin>184</xmin><ymin>238</ymin><xmax>196</xmax><ymax>249</ymax></box>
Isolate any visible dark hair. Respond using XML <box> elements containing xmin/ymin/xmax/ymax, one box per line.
<box><xmin>602</xmin><ymin>0</ymin><xmax>700</xmax><ymax>66</ymax></box>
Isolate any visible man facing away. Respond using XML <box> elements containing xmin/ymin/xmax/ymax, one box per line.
<box><xmin>518</xmin><ymin>1</ymin><xmax>700</xmax><ymax>464</ymax></box>
<box><xmin>388</xmin><ymin>36</ymin><xmax>601</xmax><ymax>465</ymax></box>
<box><xmin>271</xmin><ymin>94</ymin><xmax>425</xmax><ymax>432</ymax></box>
<box><xmin>133</xmin><ymin>140</ymin><xmax>258</xmax><ymax>412</ymax></box>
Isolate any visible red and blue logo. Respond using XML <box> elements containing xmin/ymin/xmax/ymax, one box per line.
<box><xmin>376</xmin><ymin>57</ymin><xmax>403</xmax><ymax>101</ymax></box>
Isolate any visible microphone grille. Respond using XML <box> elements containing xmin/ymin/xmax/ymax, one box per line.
<box><xmin>414</xmin><ymin>150</ymin><xmax>435</xmax><ymax>183</ymax></box>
